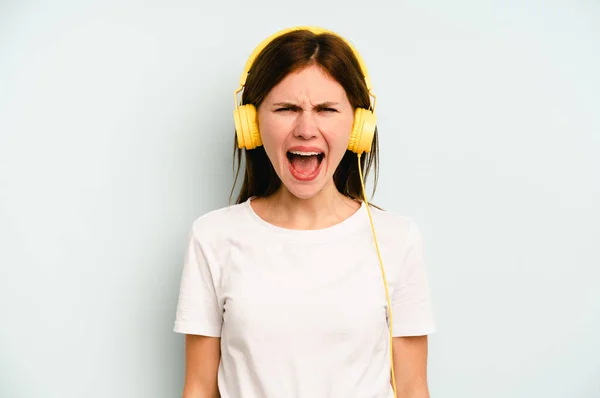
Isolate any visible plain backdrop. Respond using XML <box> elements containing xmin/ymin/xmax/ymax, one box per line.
<box><xmin>1</xmin><ymin>0</ymin><xmax>599</xmax><ymax>397</ymax></box>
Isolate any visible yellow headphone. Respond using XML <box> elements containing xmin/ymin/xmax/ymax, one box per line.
<box><xmin>233</xmin><ymin>26</ymin><xmax>397</xmax><ymax>396</ymax></box>
<box><xmin>233</xmin><ymin>26</ymin><xmax>377</xmax><ymax>155</ymax></box>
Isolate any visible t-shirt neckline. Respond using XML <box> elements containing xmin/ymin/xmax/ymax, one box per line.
<box><xmin>244</xmin><ymin>196</ymin><xmax>367</xmax><ymax>242</ymax></box>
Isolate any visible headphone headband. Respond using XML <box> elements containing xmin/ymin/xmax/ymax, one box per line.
<box><xmin>237</xmin><ymin>26</ymin><xmax>372</xmax><ymax>92</ymax></box>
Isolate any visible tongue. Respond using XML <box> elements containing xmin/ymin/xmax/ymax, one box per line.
<box><xmin>290</xmin><ymin>155</ymin><xmax>319</xmax><ymax>174</ymax></box>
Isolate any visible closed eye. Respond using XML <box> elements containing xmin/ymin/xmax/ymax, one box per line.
<box><xmin>272</xmin><ymin>102</ymin><xmax>340</xmax><ymax>113</ymax></box>
<box><xmin>274</xmin><ymin>104</ymin><xmax>301</xmax><ymax>113</ymax></box>
<box><xmin>277</xmin><ymin>106</ymin><xmax>337</xmax><ymax>113</ymax></box>
<box><xmin>315</xmin><ymin>103</ymin><xmax>339</xmax><ymax>113</ymax></box>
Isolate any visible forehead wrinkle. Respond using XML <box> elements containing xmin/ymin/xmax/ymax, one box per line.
<box><xmin>270</xmin><ymin>88</ymin><xmax>343</xmax><ymax>106</ymax></box>
<box><xmin>265</xmin><ymin>66</ymin><xmax>348</xmax><ymax>107</ymax></box>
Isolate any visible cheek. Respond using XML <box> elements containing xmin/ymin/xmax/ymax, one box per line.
<box><xmin>258</xmin><ymin>115</ymin><xmax>288</xmax><ymax>157</ymax></box>
<box><xmin>325</xmin><ymin>116</ymin><xmax>354</xmax><ymax>154</ymax></box>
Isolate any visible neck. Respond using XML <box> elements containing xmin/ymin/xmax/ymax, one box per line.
<box><xmin>252</xmin><ymin>182</ymin><xmax>361</xmax><ymax>230</ymax></box>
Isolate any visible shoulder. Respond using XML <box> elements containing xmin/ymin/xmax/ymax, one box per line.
<box><xmin>368</xmin><ymin>205</ymin><xmax>420</xmax><ymax>244</ymax></box>
<box><xmin>189</xmin><ymin>201</ymin><xmax>251</xmax><ymax>242</ymax></box>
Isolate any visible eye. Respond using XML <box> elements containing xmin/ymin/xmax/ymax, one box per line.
<box><xmin>274</xmin><ymin>106</ymin><xmax>299</xmax><ymax>113</ymax></box>
<box><xmin>317</xmin><ymin>106</ymin><xmax>338</xmax><ymax>113</ymax></box>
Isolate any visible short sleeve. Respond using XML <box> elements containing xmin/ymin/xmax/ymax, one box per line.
<box><xmin>391</xmin><ymin>221</ymin><xmax>436</xmax><ymax>337</ymax></box>
<box><xmin>173</xmin><ymin>225</ymin><xmax>223</xmax><ymax>337</ymax></box>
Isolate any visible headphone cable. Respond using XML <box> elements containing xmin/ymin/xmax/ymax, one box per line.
<box><xmin>357</xmin><ymin>153</ymin><xmax>397</xmax><ymax>397</ymax></box>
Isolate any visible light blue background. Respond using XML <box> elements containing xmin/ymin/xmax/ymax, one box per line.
<box><xmin>1</xmin><ymin>1</ymin><xmax>598</xmax><ymax>397</ymax></box>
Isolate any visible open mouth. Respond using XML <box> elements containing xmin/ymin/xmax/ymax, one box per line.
<box><xmin>286</xmin><ymin>150</ymin><xmax>325</xmax><ymax>181</ymax></box>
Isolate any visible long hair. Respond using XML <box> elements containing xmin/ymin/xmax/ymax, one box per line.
<box><xmin>230</xmin><ymin>29</ymin><xmax>379</xmax><ymax>204</ymax></box>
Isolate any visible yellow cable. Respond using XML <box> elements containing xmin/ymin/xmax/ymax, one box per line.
<box><xmin>357</xmin><ymin>153</ymin><xmax>397</xmax><ymax>397</ymax></box>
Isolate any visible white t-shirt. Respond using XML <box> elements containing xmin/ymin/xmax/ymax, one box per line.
<box><xmin>173</xmin><ymin>197</ymin><xmax>436</xmax><ymax>398</ymax></box>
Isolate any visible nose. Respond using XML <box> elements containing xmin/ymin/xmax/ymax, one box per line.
<box><xmin>293</xmin><ymin>110</ymin><xmax>318</xmax><ymax>140</ymax></box>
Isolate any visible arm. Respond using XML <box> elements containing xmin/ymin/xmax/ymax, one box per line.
<box><xmin>392</xmin><ymin>335</ymin><xmax>430</xmax><ymax>398</ymax></box>
<box><xmin>175</xmin><ymin>225</ymin><xmax>224</xmax><ymax>398</ymax></box>
<box><xmin>182</xmin><ymin>335</ymin><xmax>221</xmax><ymax>398</ymax></box>
<box><xmin>390</xmin><ymin>220</ymin><xmax>435</xmax><ymax>397</ymax></box>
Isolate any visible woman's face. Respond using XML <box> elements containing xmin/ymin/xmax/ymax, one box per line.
<box><xmin>257</xmin><ymin>64</ymin><xmax>354</xmax><ymax>200</ymax></box>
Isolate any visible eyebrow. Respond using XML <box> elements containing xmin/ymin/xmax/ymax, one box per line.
<box><xmin>273</xmin><ymin>101</ymin><xmax>339</xmax><ymax>109</ymax></box>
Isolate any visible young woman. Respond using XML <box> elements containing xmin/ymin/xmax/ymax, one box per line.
<box><xmin>174</xmin><ymin>26</ymin><xmax>436</xmax><ymax>398</ymax></box>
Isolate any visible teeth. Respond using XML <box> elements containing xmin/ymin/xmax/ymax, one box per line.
<box><xmin>289</xmin><ymin>151</ymin><xmax>322</xmax><ymax>156</ymax></box>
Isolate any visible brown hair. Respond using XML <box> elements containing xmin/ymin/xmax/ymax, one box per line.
<box><xmin>230</xmin><ymin>29</ymin><xmax>379</xmax><ymax>204</ymax></box>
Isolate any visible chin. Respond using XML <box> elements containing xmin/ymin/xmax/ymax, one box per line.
<box><xmin>283</xmin><ymin>182</ymin><xmax>327</xmax><ymax>200</ymax></box>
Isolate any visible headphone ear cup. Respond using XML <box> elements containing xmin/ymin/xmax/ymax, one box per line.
<box><xmin>233</xmin><ymin>104</ymin><xmax>262</xmax><ymax>149</ymax></box>
<box><xmin>348</xmin><ymin>108</ymin><xmax>376</xmax><ymax>154</ymax></box>
<box><xmin>233</xmin><ymin>106</ymin><xmax>247</xmax><ymax>149</ymax></box>
<box><xmin>245</xmin><ymin>104</ymin><xmax>262</xmax><ymax>148</ymax></box>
